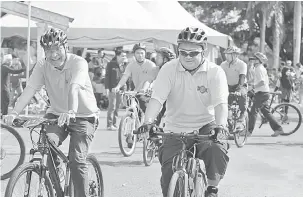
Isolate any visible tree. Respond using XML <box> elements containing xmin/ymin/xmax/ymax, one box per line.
<box><xmin>293</xmin><ymin>1</ymin><xmax>302</xmax><ymax>65</ymax></box>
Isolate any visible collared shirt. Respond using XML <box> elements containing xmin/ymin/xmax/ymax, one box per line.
<box><xmin>123</xmin><ymin>59</ymin><xmax>157</xmax><ymax>91</ymax></box>
<box><xmin>220</xmin><ymin>59</ymin><xmax>247</xmax><ymax>86</ymax></box>
<box><xmin>27</xmin><ymin>53</ymin><xmax>99</xmax><ymax>117</ymax></box>
<box><xmin>151</xmin><ymin>58</ymin><xmax>229</xmax><ymax>133</ymax></box>
<box><xmin>254</xmin><ymin>64</ymin><xmax>270</xmax><ymax>93</ymax></box>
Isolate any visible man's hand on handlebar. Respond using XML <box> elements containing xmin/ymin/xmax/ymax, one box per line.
<box><xmin>3</xmin><ymin>111</ymin><xmax>18</xmax><ymax>126</ymax></box>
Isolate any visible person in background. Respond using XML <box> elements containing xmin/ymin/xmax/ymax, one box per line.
<box><xmin>274</xmin><ymin>66</ymin><xmax>294</xmax><ymax>119</ymax></box>
<box><xmin>76</xmin><ymin>50</ymin><xmax>82</xmax><ymax>57</ymax></box>
<box><xmin>88</xmin><ymin>57</ymin><xmax>99</xmax><ymax>81</ymax></box>
<box><xmin>248</xmin><ymin>52</ymin><xmax>284</xmax><ymax>137</ymax></box>
<box><xmin>1</xmin><ymin>54</ymin><xmax>26</xmax><ymax>116</ymax></box>
<box><xmin>10</xmin><ymin>58</ymin><xmax>25</xmax><ymax>107</ymax></box>
<box><xmin>297</xmin><ymin>72</ymin><xmax>303</xmax><ymax>106</ymax></box>
<box><xmin>85</xmin><ymin>52</ymin><xmax>91</xmax><ymax>63</ymax></box>
<box><xmin>286</xmin><ymin>60</ymin><xmax>292</xmax><ymax>68</ymax></box>
<box><xmin>149</xmin><ymin>52</ymin><xmax>157</xmax><ymax>64</ymax></box>
<box><xmin>97</xmin><ymin>48</ymin><xmax>109</xmax><ymax>78</ymax></box>
<box><xmin>92</xmin><ymin>67</ymin><xmax>106</xmax><ymax>109</ymax></box>
<box><xmin>104</xmin><ymin>48</ymin><xmax>127</xmax><ymax>130</ymax></box>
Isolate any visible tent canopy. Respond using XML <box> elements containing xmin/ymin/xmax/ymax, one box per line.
<box><xmin>1</xmin><ymin>1</ymin><xmax>229</xmax><ymax>48</ymax></box>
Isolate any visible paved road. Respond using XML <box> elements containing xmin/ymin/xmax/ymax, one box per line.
<box><xmin>1</xmin><ymin>110</ymin><xmax>303</xmax><ymax>197</ymax></box>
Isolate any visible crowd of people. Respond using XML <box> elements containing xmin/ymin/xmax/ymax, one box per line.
<box><xmin>1</xmin><ymin>25</ymin><xmax>303</xmax><ymax>197</ymax></box>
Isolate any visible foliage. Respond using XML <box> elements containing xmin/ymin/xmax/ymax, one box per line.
<box><xmin>179</xmin><ymin>1</ymin><xmax>303</xmax><ymax>63</ymax></box>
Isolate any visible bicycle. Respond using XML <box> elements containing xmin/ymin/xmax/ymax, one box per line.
<box><xmin>248</xmin><ymin>91</ymin><xmax>302</xmax><ymax>135</ymax></box>
<box><xmin>144</xmin><ymin>127</ymin><xmax>225</xmax><ymax>197</ymax></box>
<box><xmin>0</xmin><ymin>122</ymin><xmax>26</xmax><ymax>180</ymax></box>
<box><xmin>4</xmin><ymin>117</ymin><xmax>104</xmax><ymax>197</ymax></box>
<box><xmin>227</xmin><ymin>92</ymin><xmax>249</xmax><ymax>148</ymax></box>
<box><xmin>118</xmin><ymin>90</ymin><xmax>151</xmax><ymax>160</ymax></box>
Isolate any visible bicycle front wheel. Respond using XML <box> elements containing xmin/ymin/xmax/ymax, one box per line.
<box><xmin>234</xmin><ymin>115</ymin><xmax>249</xmax><ymax>148</ymax></box>
<box><xmin>167</xmin><ymin>170</ymin><xmax>188</xmax><ymax>197</ymax></box>
<box><xmin>143</xmin><ymin>138</ymin><xmax>156</xmax><ymax>166</ymax></box>
<box><xmin>271</xmin><ymin>103</ymin><xmax>302</xmax><ymax>136</ymax></box>
<box><xmin>4</xmin><ymin>163</ymin><xmax>55</xmax><ymax>197</ymax></box>
<box><xmin>118</xmin><ymin>115</ymin><xmax>138</xmax><ymax>157</ymax></box>
<box><xmin>1</xmin><ymin>124</ymin><xmax>26</xmax><ymax>180</ymax></box>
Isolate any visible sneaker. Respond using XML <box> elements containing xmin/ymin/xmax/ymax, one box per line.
<box><xmin>271</xmin><ymin>129</ymin><xmax>284</xmax><ymax>137</ymax></box>
<box><xmin>205</xmin><ymin>186</ymin><xmax>218</xmax><ymax>197</ymax></box>
<box><xmin>107</xmin><ymin>125</ymin><xmax>117</xmax><ymax>130</ymax></box>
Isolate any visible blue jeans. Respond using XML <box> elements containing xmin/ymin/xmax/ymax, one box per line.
<box><xmin>44</xmin><ymin>113</ymin><xmax>98</xmax><ymax>197</ymax></box>
<box><xmin>107</xmin><ymin>91</ymin><xmax>122</xmax><ymax>127</ymax></box>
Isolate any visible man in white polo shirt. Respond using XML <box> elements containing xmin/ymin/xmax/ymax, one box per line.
<box><xmin>112</xmin><ymin>43</ymin><xmax>157</xmax><ymax>114</ymax></box>
<box><xmin>248</xmin><ymin>52</ymin><xmax>284</xmax><ymax>137</ymax></box>
<box><xmin>137</xmin><ymin>27</ymin><xmax>229</xmax><ymax>197</ymax></box>
<box><xmin>3</xmin><ymin>28</ymin><xmax>99</xmax><ymax>197</ymax></box>
<box><xmin>220</xmin><ymin>46</ymin><xmax>247</xmax><ymax>122</ymax></box>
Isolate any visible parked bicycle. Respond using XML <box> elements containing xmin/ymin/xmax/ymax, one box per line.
<box><xmin>4</xmin><ymin>117</ymin><xmax>104</xmax><ymax>197</ymax></box>
<box><xmin>141</xmin><ymin>126</ymin><xmax>226</xmax><ymax>197</ymax></box>
<box><xmin>248</xmin><ymin>91</ymin><xmax>302</xmax><ymax>136</ymax></box>
<box><xmin>227</xmin><ymin>92</ymin><xmax>249</xmax><ymax>148</ymax></box>
<box><xmin>0</xmin><ymin>122</ymin><xmax>25</xmax><ymax>180</ymax></box>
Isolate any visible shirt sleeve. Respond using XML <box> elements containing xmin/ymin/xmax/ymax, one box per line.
<box><xmin>209</xmin><ymin>67</ymin><xmax>229</xmax><ymax>107</ymax></box>
<box><xmin>70</xmin><ymin>59</ymin><xmax>89</xmax><ymax>87</ymax></box>
<box><xmin>254</xmin><ymin>68</ymin><xmax>265</xmax><ymax>84</ymax></box>
<box><xmin>238</xmin><ymin>62</ymin><xmax>247</xmax><ymax>75</ymax></box>
<box><xmin>27</xmin><ymin>60</ymin><xmax>45</xmax><ymax>91</ymax></box>
<box><xmin>151</xmin><ymin>64</ymin><xmax>173</xmax><ymax>105</ymax></box>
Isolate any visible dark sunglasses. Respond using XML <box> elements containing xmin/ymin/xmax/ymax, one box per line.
<box><xmin>178</xmin><ymin>49</ymin><xmax>202</xmax><ymax>58</ymax></box>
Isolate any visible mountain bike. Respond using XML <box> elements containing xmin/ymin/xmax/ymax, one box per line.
<box><xmin>0</xmin><ymin>122</ymin><xmax>25</xmax><ymax>180</ymax></box>
<box><xmin>227</xmin><ymin>92</ymin><xmax>249</xmax><ymax>148</ymax></box>
<box><xmin>118</xmin><ymin>91</ymin><xmax>150</xmax><ymax>158</ymax></box>
<box><xmin>144</xmin><ymin>127</ymin><xmax>226</xmax><ymax>197</ymax></box>
<box><xmin>4</xmin><ymin>117</ymin><xmax>104</xmax><ymax>197</ymax></box>
<box><xmin>248</xmin><ymin>91</ymin><xmax>302</xmax><ymax>136</ymax></box>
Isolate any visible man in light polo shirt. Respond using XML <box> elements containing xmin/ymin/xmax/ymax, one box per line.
<box><xmin>112</xmin><ymin>43</ymin><xmax>157</xmax><ymax>113</ymax></box>
<box><xmin>137</xmin><ymin>27</ymin><xmax>229</xmax><ymax>197</ymax></box>
<box><xmin>248</xmin><ymin>52</ymin><xmax>284</xmax><ymax>137</ymax></box>
<box><xmin>220</xmin><ymin>46</ymin><xmax>247</xmax><ymax>122</ymax></box>
<box><xmin>3</xmin><ymin>28</ymin><xmax>99</xmax><ymax>197</ymax></box>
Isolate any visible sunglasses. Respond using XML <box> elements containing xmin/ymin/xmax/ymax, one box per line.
<box><xmin>178</xmin><ymin>49</ymin><xmax>202</xmax><ymax>58</ymax></box>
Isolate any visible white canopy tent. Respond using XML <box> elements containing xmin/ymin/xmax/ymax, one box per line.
<box><xmin>1</xmin><ymin>1</ymin><xmax>229</xmax><ymax>49</ymax></box>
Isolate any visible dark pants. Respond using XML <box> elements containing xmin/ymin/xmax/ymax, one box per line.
<box><xmin>158</xmin><ymin>122</ymin><xmax>229</xmax><ymax>197</ymax></box>
<box><xmin>228</xmin><ymin>86</ymin><xmax>247</xmax><ymax>114</ymax></box>
<box><xmin>135</xmin><ymin>94</ymin><xmax>150</xmax><ymax>120</ymax></box>
<box><xmin>1</xmin><ymin>90</ymin><xmax>10</xmax><ymax>116</ymax></box>
<box><xmin>248</xmin><ymin>92</ymin><xmax>282</xmax><ymax>133</ymax></box>
<box><xmin>44</xmin><ymin>113</ymin><xmax>98</xmax><ymax>197</ymax></box>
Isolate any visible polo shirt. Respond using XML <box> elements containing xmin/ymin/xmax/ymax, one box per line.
<box><xmin>124</xmin><ymin>59</ymin><xmax>157</xmax><ymax>91</ymax></box>
<box><xmin>254</xmin><ymin>64</ymin><xmax>270</xmax><ymax>93</ymax></box>
<box><xmin>27</xmin><ymin>53</ymin><xmax>99</xmax><ymax>117</ymax></box>
<box><xmin>151</xmin><ymin>58</ymin><xmax>229</xmax><ymax>133</ymax></box>
<box><xmin>220</xmin><ymin>59</ymin><xmax>247</xmax><ymax>86</ymax></box>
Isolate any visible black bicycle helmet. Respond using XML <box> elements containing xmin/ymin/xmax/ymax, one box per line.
<box><xmin>132</xmin><ymin>43</ymin><xmax>146</xmax><ymax>53</ymax></box>
<box><xmin>40</xmin><ymin>28</ymin><xmax>67</xmax><ymax>49</ymax></box>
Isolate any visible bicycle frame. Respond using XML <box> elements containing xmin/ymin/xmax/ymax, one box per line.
<box><xmin>28</xmin><ymin>123</ymin><xmax>72</xmax><ymax>197</ymax></box>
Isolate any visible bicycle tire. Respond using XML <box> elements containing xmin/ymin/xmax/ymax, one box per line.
<box><xmin>234</xmin><ymin>115</ymin><xmax>249</xmax><ymax>148</ymax></box>
<box><xmin>167</xmin><ymin>170</ymin><xmax>188</xmax><ymax>197</ymax></box>
<box><xmin>1</xmin><ymin>124</ymin><xmax>26</xmax><ymax>180</ymax></box>
<box><xmin>4</xmin><ymin>162</ymin><xmax>55</xmax><ymax>197</ymax></box>
<box><xmin>143</xmin><ymin>138</ymin><xmax>156</xmax><ymax>166</ymax></box>
<box><xmin>272</xmin><ymin>103</ymin><xmax>302</xmax><ymax>136</ymax></box>
<box><xmin>118</xmin><ymin>115</ymin><xmax>137</xmax><ymax>157</ymax></box>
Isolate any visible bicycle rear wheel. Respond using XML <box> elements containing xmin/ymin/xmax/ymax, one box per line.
<box><xmin>118</xmin><ymin>115</ymin><xmax>137</xmax><ymax>157</ymax></box>
<box><xmin>1</xmin><ymin>124</ymin><xmax>26</xmax><ymax>180</ymax></box>
<box><xmin>167</xmin><ymin>170</ymin><xmax>188</xmax><ymax>197</ymax></box>
<box><xmin>271</xmin><ymin>103</ymin><xmax>302</xmax><ymax>136</ymax></box>
<box><xmin>143</xmin><ymin>138</ymin><xmax>156</xmax><ymax>166</ymax></box>
<box><xmin>4</xmin><ymin>162</ymin><xmax>55</xmax><ymax>197</ymax></box>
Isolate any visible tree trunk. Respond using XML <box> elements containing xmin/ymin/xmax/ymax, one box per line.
<box><xmin>273</xmin><ymin>19</ymin><xmax>280</xmax><ymax>69</ymax></box>
<box><xmin>293</xmin><ymin>1</ymin><xmax>302</xmax><ymax>65</ymax></box>
<box><xmin>260</xmin><ymin>9</ymin><xmax>267</xmax><ymax>53</ymax></box>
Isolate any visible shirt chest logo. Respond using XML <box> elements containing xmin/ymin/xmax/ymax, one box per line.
<box><xmin>197</xmin><ymin>85</ymin><xmax>208</xmax><ymax>94</ymax></box>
